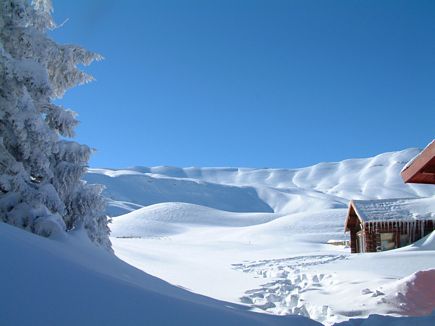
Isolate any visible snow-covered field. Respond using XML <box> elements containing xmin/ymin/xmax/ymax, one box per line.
<box><xmin>84</xmin><ymin>148</ymin><xmax>435</xmax><ymax>325</ymax></box>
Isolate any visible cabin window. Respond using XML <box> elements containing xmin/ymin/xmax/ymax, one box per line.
<box><xmin>380</xmin><ymin>232</ymin><xmax>396</xmax><ymax>251</ymax></box>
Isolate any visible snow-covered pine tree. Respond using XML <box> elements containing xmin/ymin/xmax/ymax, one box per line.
<box><xmin>0</xmin><ymin>0</ymin><xmax>111</xmax><ymax>250</ymax></box>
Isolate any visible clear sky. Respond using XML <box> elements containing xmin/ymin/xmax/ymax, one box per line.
<box><xmin>51</xmin><ymin>0</ymin><xmax>435</xmax><ymax>169</ymax></box>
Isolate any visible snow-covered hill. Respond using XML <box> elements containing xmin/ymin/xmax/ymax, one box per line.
<box><xmin>86</xmin><ymin>148</ymin><xmax>435</xmax><ymax>325</ymax></box>
<box><xmin>85</xmin><ymin>148</ymin><xmax>435</xmax><ymax>216</ymax></box>
<box><xmin>111</xmin><ymin>202</ymin><xmax>279</xmax><ymax>238</ymax></box>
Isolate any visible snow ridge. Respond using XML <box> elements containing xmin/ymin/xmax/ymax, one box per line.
<box><xmin>86</xmin><ymin>148</ymin><xmax>435</xmax><ymax>216</ymax></box>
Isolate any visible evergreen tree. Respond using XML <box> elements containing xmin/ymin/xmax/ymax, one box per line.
<box><xmin>0</xmin><ymin>0</ymin><xmax>111</xmax><ymax>250</ymax></box>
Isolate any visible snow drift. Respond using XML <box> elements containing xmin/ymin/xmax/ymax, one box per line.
<box><xmin>388</xmin><ymin>269</ymin><xmax>435</xmax><ymax>316</ymax></box>
<box><xmin>403</xmin><ymin>230</ymin><xmax>435</xmax><ymax>251</ymax></box>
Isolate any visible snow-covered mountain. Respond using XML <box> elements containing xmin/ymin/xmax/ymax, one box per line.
<box><xmin>86</xmin><ymin>148</ymin><xmax>435</xmax><ymax>217</ymax></box>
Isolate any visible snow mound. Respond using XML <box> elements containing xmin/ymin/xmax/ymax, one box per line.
<box><xmin>385</xmin><ymin>269</ymin><xmax>435</xmax><ymax>316</ymax></box>
<box><xmin>411</xmin><ymin>231</ymin><xmax>435</xmax><ymax>250</ymax></box>
<box><xmin>397</xmin><ymin>231</ymin><xmax>435</xmax><ymax>251</ymax></box>
<box><xmin>111</xmin><ymin>202</ymin><xmax>278</xmax><ymax>238</ymax></box>
<box><xmin>336</xmin><ymin>270</ymin><xmax>435</xmax><ymax>325</ymax></box>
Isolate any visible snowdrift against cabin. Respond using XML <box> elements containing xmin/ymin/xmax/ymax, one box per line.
<box><xmin>0</xmin><ymin>0</ymin><xmax>110</xmax><ymax>249</ymax></box>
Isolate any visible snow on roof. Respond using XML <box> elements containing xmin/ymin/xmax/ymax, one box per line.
<box><xmin>351</xmin><ymin>197</ymin><xmax>435</xmax><ymax>223</ymax></box>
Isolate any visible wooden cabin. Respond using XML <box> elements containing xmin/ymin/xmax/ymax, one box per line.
<box><xmin>344</xmin><ymin>198</ymin><xmax>435</xmax><ymax>253</ymax></box>
<box><xmin>401</xmin><ymin>140</ymin><xmax>435</xmax><ymax>184</ymax></box>
<box><xmin>345</xmin><ymin>141</ymin><xmax>435</xmax><ymax>253</ymax></box>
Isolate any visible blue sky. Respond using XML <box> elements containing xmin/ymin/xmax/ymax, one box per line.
<box><xmin>51</xmin><ymin>0</ymin><xmax>435</xmax><ymax>168</ymax></box>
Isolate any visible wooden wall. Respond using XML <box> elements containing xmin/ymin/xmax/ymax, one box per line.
<box><xmin>360</xmin><ymin>220</ymin><xmax>434</xmax><ymax>253</ymax></box>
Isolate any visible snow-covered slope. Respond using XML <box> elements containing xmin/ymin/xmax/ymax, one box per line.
<box><xmin>0</xmin><ymin>221</ymin><xmax>317</xmax><ymax>326</ymax></box>
<box><xmin>90</xmin><ymin>148</ymin><xmax>435</xmax><ymax>325</ymax></box>
<box><xmin>85</xmin><ymin>169</ymin><xmax>274</xmax><ymax>216</ymax></box>
<box><xmin>111</xmin><ymin>202</ymin><xmax>279</xmax><ymax>238</ymax></box>
<box><xmin>85</xmin><ymin>148</ymin><xmax>435</xmax><ymax>216</ymax></box>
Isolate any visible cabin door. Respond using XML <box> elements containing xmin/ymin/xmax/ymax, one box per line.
<box><xmin>356</xmin><ymin>231</ymin><xmax>365</xmax><ymax>253</ymax></box>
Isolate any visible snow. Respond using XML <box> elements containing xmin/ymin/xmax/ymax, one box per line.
<box><xmin>3</xmin><ymin>148</ymin><xmax>434</xmax><ymax>325</ymax></box>
<box><xmin>399</xmin><ymin>230</ymin><xmax>435</xmax><ymax>251</ymax></box>
<box><xmin>85</xmin><ymin>169</ymin><xmax>274</xmax><ymax>216</ymax></box>
<box><xmin>111</xmin><ymin>202</ymin><xmax>279</xmax><ymax>238</ymax></box>
<box><xmin>86</xmin><ymin>148</ymin><xmax>435</xmax><ymax>217</ymax></box>
<box><xmin>4</xmin><ymin>2</ymin><xmax>432</xmax><ymax>325</ymax></box>
<box><xmin>90</xmin><ymin>148</ymin><xmax>435</xmax><ymax>325</ymax></box>
<box><xmin>351</xmin><ymin>197</ymin><xmax>435</xmax><ymax>222</ymax></box>
<box><xmin>379</xmin><ymin>269</ymin><xmax>435</xmax><ymax>316</ymax></box>
<box><xmin>0</xmin><ymin>221</ymin><xmax>316</xmax><ymax>326</ymax></box>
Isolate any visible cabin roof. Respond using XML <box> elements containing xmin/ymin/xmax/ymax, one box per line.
<box><xmin>401</xmin><ymin>140</ymin><xmax>435</xmax><ymax>184</ymax></box>
<box><xmin>345</xmin><ymin>197</ymin><xmax>435</xmax><ymax>231</ymax></box>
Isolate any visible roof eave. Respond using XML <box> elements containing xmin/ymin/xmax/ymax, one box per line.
<box><xmin>401</xmin><ymin>140</ymin><xmax>435</xmax><ymax>184</ymax></box>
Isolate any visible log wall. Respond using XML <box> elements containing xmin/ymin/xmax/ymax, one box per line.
<box><xmin>361</xmin><ymin>220</ymin><xmax>434</xmax><ymax>252</ymax></box>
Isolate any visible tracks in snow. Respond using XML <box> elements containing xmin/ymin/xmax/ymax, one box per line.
<box><xmin>233</xmin><ymin>255</ymin><xmax>348</xmax><ymax>325</ymax></box>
